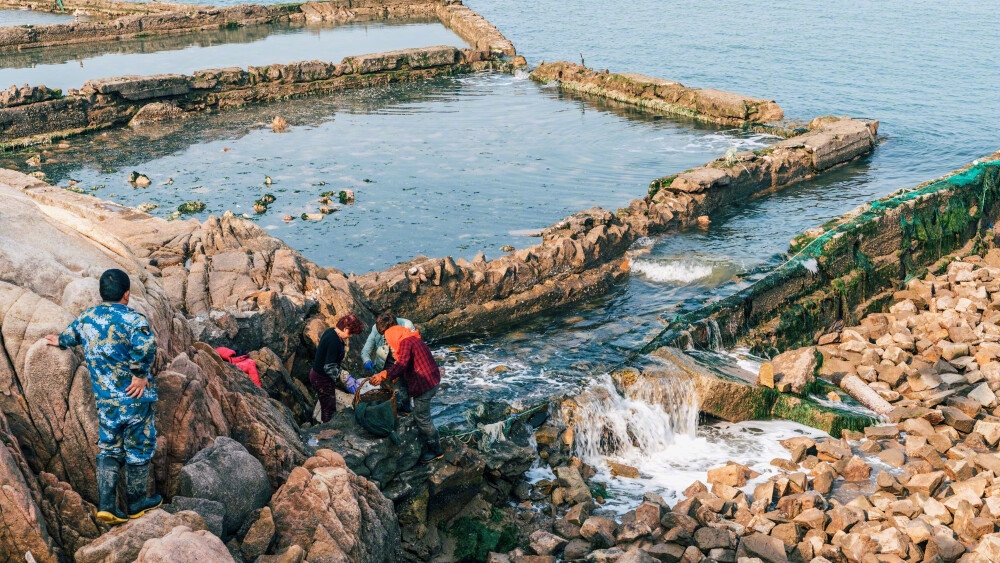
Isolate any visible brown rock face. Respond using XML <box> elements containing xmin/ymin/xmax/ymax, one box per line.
<box><xmin>269</xmin><ymin>449</ymin><xmax>401</xmax><ymax>562</ymax></box>
<box><xmin>74</xmin><ymin>509</ymin><xmax>208</xmax><ymax>563</ymax></box>
<box><xmin>135</xmin><ymin>525</ymin><xmax>234</xmax><ymax>562</ymax></box>
<box><xmin>0</xmin><ymin>410</ymin><xmax>60</xmax><ymax>563</ymax></box>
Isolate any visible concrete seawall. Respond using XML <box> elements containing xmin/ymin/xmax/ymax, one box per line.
<box><xmin>0</xmin><ymin>46</ymin><xmax>510</xmax><ymax>150</ymax></box>
<box><xmin>531</xmin><ymin>61</ymin><xmax>786</xmax><ymax>130</ymax></box>
<box><xmin>647</xmin><ymin>151</ymin><xmax>1000</xmax><ymax>356</ymax></box>
<box><xmin>360</xmin><ymin>116</ymin><xmax>878</xmax><ymax>338</ymax></box>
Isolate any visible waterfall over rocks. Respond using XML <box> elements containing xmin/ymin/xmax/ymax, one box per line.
<box><xmin>566</xmin><ymin>373</ymin><xmax>698</xmax><ymax>464</ymax></box>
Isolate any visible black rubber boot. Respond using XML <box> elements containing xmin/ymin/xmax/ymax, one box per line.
<box><xmin>419</xmin><ymin>437</ymin><xmax>444</xmax><ymax>464</ymax></box>
<box><xmin>125</xmin><ymin>463</ymin><xmax>162</xmax><ymax>519</ymax></box>
<box><xmin>95</xmin><ymin>457</ymin><xmax>128</xmax><ymax>525</ymax></box>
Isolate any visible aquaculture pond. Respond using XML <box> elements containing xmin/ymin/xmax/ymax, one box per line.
<box><xmin>7</xmin><ymin>72</ymin><xmax>773</xmax><ymax>274</ymax></box>
<box><xmin>0</xmin><ymin>8</ymin><xmax>83</xmax><ymax>25</ymax></box>
<box><xmin>0</xmin><ymin>20</ymin><xmax>467</xmax><ymax>92</ymax></box>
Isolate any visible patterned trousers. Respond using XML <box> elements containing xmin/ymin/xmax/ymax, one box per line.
<box><xmin>96</xmin><ymin>401</ymin><xmax>157</xmax><ymax>465</ymax></box>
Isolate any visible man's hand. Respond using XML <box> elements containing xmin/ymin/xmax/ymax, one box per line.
<box><xmin>369</xmin><ymin>371</ymin><xmax>387</xmax><ymax>386</ymax></box>
<box><xmin>363</xmin><ymin>361</ymin><xmax>374</xmax><ymax>372</ymax></box>
<box><xmin>44</xmin><ymin>334</ymin><xmax>60</xmax><ymax>347</ymax></box>
<box><xmin>125</xmin><ymin>377</ymin><xmax>148</xmax><ymax>399</ymax></box>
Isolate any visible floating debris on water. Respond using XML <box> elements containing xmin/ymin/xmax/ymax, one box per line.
<box><xmin>339</xmin><ymin>190</ymin><xmax>354</xmax><ymax>204</ymax></box>
<box><xmin>163</xmin><ymin>178</ymin><xmax>173</xmax><ymax>185</ymax></box>
<box><xmin>283</xmin><ymin>215</ymin><xmax>294</xmax><ymax>222</ymax></box>
<box><xmin>165</xmin><ymin>210</ymin><xmax>181</xmax><ymax>220</ymax></box>
<box><xmin>500</xmin><ymin>245</ymin><xmax>515</xmax><ymax>252</ymax></box>
<box><xmin>265</xmin><ymin>175</ymin><xmax>273</xmax><ymax>186</ymax></box>
<box><xmin>272</xmin><ymin>116</ymin><xmax>288</xmax><ymax>132</ymax></box>
<box><xmin>137</xmin><ymin>202</ymin><xmax>158</xmax><ymax>213</ymax></box>
<box><xmin>301</xmin><ymin>213</ymin><xmax>323</xmax><ymax>221</ymax></box>
<box><xmin>261</xmin><ymin>193</ymin><xmax>276</xmax><ymax>204</ymax></box>
<box><xmin>253</xmin><ymin>200</ymin><xmax>268</xmax><ymax>213</ymax></box>
<box><xmin>319</xmin><ymin>206</ymin><xmax>337</xmax><ymax>214</ymax></box>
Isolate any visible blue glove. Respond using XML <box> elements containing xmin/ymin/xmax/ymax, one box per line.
<box><xmin>363</xmin><ymin>361</ymin><xmax>374</xmax><ymax>371</ymax></box>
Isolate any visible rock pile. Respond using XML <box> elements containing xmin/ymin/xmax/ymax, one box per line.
<box><xmin>505</xmin><ymin>253</ymin><xmax>1000</xmax><ymax>562</ymax></box>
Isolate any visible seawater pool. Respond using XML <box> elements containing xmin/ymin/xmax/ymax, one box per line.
<box><xmin>0</xmin><ymin>8</ymin><xmax>83</xmax><ymax>26</ymax></box>
<box><xmin>0</xmin><ymin>20</ymin><xmax>468</xmax><ymax>92</ymax></box>
<box><xmin>6</xmin><ymin>72</ymin><xmax>773</xmax><ymax>274</ymax></box>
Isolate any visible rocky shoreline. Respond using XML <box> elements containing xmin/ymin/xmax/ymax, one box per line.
<box><xmin>491</xmin><ymin>245</ymin><xmax>1000</xmax><ymax>563</ymax></box>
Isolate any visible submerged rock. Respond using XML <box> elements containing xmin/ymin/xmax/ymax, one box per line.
<box><xmin>177</xmin><ymin>201</ymin><xmax>206</xmax><ymax>214</ymax></box>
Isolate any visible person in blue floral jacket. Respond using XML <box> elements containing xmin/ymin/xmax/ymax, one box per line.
<box><xmin>45</xmin><ymin>268</ymin><xmax>161</xmax><ymax>525</ymax></box>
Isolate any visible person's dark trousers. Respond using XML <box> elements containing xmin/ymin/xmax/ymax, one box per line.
<box><xmin>309</xmin><ymin>368</ymin><xmax>337</xmax><ymax>422</ymax></box>
<box><xmin>412</xmin><ymin>384</ymin><xmax>441</xmax><ymax>456</ymax></box>
<box><xmin>394</xmin><ymin>381</ymin><xmax>412</xmax><ymax>413</ymax></box>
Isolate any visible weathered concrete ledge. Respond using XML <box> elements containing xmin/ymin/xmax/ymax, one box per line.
<box><xmin>531</xmin><ymin>61</ymin><xmax>786</xmax><ymax>130</ymax></box>
<box><xmin>361</xmin><ymin>117</ymin><xmax>878</xmax><ymax>338</ymax></box>
<box><xmin>648</xmin><ymin>151</ymin><xmax>1000</xmax><ymax>356</ymax></box>
<box><xmin>0</xmin><ymin>0</ymin><xmax>207</xmax><ymax>17</ymax></box>
<box><xmin>0</xmin><ymin>0</ymin><xmax>514</xmax><ymax>55</ymax></box>
<box><xmin>0</xmin><ymin>45</ymin><xmax>510</xmax><ymax>150</ymax></box>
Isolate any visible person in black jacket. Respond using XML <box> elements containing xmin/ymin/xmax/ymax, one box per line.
<box><xmin>309</xmin><ymin>313</ymin><xmax>364</xmax><ymax>422</ymax></box>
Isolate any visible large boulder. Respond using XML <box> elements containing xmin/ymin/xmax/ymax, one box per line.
<box><xmin>178</xmin><ymin>436</ymin><xmax>271</xmax><ymax>535</ymax></box>
<box><xmin>74</xmin><ymin>509</ymin><xmax>208</xmax><ymax>563</ymax></box>
<box><xmin>135</xmin><ymin>525</ymin><xmax>234</xmax><ymax>563</ymax></box>
<box><xmin>269</xmin><ymin>449</ymin><xmax>401</xmax><ymax>562</ymax></box>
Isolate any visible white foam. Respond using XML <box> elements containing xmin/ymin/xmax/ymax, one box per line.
<box><xmin>801</xmin><ymin>258</ymin><xmax>819</xmax><ymax>274</ymax></box>
<box><xmin>594</xmin><ymin>420</ymin><xmax>829</xmax><ymax>514</ymax></box>
<box><xmin>631</xmin><ymin>259</ymin><xmax>713</xmax><ymax>283</ymax></box>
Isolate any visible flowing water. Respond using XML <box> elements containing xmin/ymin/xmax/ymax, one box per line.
<box><xmin>0</xmin><ymin>20</ymin><xmax>468</xmax><ymax>92</ymax></box>
<box><xmin>8</xmin><ymin>0</ymin><xmax>1000</xmax><ymax>508</ymax></box>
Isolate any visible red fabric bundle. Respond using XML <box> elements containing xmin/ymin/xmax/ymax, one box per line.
<box><xmin>215</xmin><ymin>347</ymin><xmax>261</xmax><ymax>387</ymax></box>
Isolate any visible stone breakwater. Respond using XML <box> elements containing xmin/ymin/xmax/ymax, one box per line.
<box><xmin>531</xmin><ymin>62</ymin><xmax>785</xmax><ymax>130</ymax></box>
<box><xmin>497</xmin><ymin>250</ymin><xmax>1000</xmax><ymax>563</ymax></box>
<box><xmin>0</xmin><ymin>45</ymin><xmax>510</xmax><ymax>150</ymax></box>
<box><xmin>649</xmin><ymin>151</ymin><xmax>1000</xmax><ymax>357</ymax></box>
<box><xmin>0</xmin><ymin>0</ymin><xmax>514</xmax><ymax>54</ymax></box>
<box><xmin>360</xmin><ymin>116</ymin><xmax>878</xmax><ymax>338</ymax></box>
